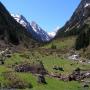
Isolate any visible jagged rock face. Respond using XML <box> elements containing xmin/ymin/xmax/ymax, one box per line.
<box><xmin>84</xmin><ymin>3</ymin><xmax>90</xmax><ymax>16</ymax></box>
<box><xmin>56</xmin><ymin>0</ymin><xmax>90</xmax><ymax>37</ymax></box>
<box><xmin>31</xmin><ymin>21</ymin><xmax>51</xmax><ymax>42</ymax></box>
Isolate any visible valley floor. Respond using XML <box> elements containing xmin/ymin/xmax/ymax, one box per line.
<box><xmin>0</xmin><ymin>46</ymin><xmax>90</xmax><ymax>90</ymax></box>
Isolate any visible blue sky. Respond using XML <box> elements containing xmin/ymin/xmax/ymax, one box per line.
<box><xmin>1</xmin><ymin>0</ymin><xmax>80</xmax><ymax>32</ymax></box>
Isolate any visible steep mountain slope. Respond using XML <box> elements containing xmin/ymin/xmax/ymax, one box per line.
<box><xmin>11</xmin><ymin>14</ymin><xmax>31</xmax><ymax>29</ymax></box>
<box><xmin>0</xmin><ymin>2</ymin><xmax>37</xmax><ymax>49</ymax></box>
<box><xmin>57</xmin><ymin>0</ymin><xmax>90</xmax><ymax>37</ymax></box>
<box><xmin>12</xmin><ymin>14</ymin><xmax>53</xmax><ymax>42</ymax></box>
<box><xmin>31</xmin><ymin>21</ymin><xmax>52</xmax><ymax>42</ymax></box>
<box><xmin>56</xmin><ymin>0</ymin><xmax>90</xmax><ymax>50</ymax></box>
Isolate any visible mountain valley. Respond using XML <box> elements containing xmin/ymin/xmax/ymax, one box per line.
<box><xmin>0</xmin><ymin>0</ymin><xmax>90</xmax><ymax>90</ymax></box>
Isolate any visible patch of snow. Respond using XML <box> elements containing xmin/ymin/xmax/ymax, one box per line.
<box><xmin>48</xmin><ymin>26</ymin><xmax>59</xmax><ymax>38</ymax></box>
<box><xmin>48</xmin><ymin>32</ymin><xmax>56</xmax><ymax>38</ymax></box>
<box><xmin>84</xmin><ymin>3</ymin><xmax>90</xmax><ymax>8</ymax></box>
<box><xmin>11</xmin><ymin>14</ymin><xmax>30</xmax><ymax>28</ymax></box>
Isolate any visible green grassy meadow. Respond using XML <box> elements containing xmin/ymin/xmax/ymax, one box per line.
<box><xmin>0</xmin><ymin>48</ymin><xmax>90</xmax><ymax>90</ymax></box>
<box><xmin>0</xmin><ymin>37</ymin><xmax>90</xmax><ymax>90</ymax></box>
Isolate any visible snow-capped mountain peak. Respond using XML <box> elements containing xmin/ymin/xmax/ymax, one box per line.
<box><xmin>11</xmin><ymin>14</ymin><xmax>30</xmax><ymax>28</ymax></box>
<box><xmin>31</xmin><ymin>21</ymin><xmax>51</xmax><ymax>41</ymax></box>
<box><xmin>31</xmin><ymin>21</ymin><xmax>41</xmax><ymax>32</ymax></box>
<box><xmin>12</xmin><ymin>14</ymin><xmax>54</xmax><ymax>42</ymax></box>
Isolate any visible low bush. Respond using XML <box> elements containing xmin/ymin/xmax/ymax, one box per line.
<box><xmin>51</xmin><ymin>44</ymin><xmax>57</xmax><ymax>49</ymax></box>
<box><xmin>3</xmin><ymin>71</ymin><xmax>33</xmax><ymax>89</ymax></box>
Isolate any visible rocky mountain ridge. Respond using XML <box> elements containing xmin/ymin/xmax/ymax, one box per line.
<box><xmin>56</xmin><ymin>0</ymin><xmax>90</xmax><ymax>50</ymax></box>
<box><xmin>12</xmin><ymin>14</ymin><xmax>56</xmax><ymax>42</ymax></box>
<box><xmin>56</xmin><ymin>0</ymin><xmax>90</xmax><ymax>37</ymax></box>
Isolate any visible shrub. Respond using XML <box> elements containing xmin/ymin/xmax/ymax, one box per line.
<box><xmin>75</xmin><ymin>24</ymin><xmax>90</xmax><ymax>50</ymax></box>
<box><xmin>75</xmin><ymin>29</ymin><xmax>90</xmax><ymax>50</ymax></box>
<box><xmin>3</xmin><ymin>71</ymin><xmax>33</xmax><ymax>89</ymax></box>
<box><xmin>51</xmin><ymin>44</ymin><xmax>57</xmax><ymax>49</ymax></box>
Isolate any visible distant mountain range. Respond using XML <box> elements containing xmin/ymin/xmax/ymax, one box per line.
<box><xmin>11</xmin><ymin>14</ymin><xmax>56</xmax><ymax>42</ymax></box>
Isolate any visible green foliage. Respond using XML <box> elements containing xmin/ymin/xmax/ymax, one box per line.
<box><xmin>0</xmin><ymin>2</ymin><xmax>37</xmax><ymax>47</ymax></box>
<box><xmin>0</xmin><ymin>51</ymin><xmax>90</xmax><ymax>90</ymax></box>
<box><xmin>75</xmin><ymin>25</ymin><xmax>90</xmax><ymax>50</ymax></box>
<box><xmin>3</xmin><ymin>71</ymin><xmax>33</xmax><ymax>89</ymax></box>
<box><xmin>51</xmin><ymin>43</ymin><xmax>57</xmax><ymax>49</ymax></box>
<box><xmin>43</xmin><ymin>37</ymin><xmax>76</xmax><ymax>51</ymax></box>
<box><xmin>7</xmin><ymin>29</ymin><xmax>19</xmax><ymax>45</ymax></box>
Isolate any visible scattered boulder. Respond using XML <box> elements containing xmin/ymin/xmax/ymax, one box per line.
<box><xmin>50</xmin><ymin>72</ymin><xmax>61</xmax><ymax>78</ymax></box>
<box><xmin>0</xmin><ymin>58</ymin><xmax>4</xmax><ymax>65</ymax></box>
<box><xmin>53</xmin><ymin>66</ymin><xmax>64</xmax><ymax>71</ymax></box>
<box><xmin>83</xmin><ymin>84</ymin><xmax>89</xmax><ymax>88</ymax></box>
<box><xmin>68</xmin><ymin>54</ymin><xmax>80</xmax><ymax>60</ymax></box>
<box><xmin>68</xmin><ymin>68</ymin><xmax>90</xmax><ymax>81</ymax></box>
<box><xmin>15</xmin><ymin>61</ymin><xmax>47</xmax><ymax>75</ymax></box>
<box><xmin>0</xmin><ymin>60</ymin><xmax>4</xmax><ymax>65</ymax></box>
<box><xmin>0</xmin><ymin>48</ymin><xmax>12</xmax><ymax>65</ymax></box>
<box><xmin>58</xmin><ymin>67</ymin><xmax>64</xmax><ymax>71</ymax></box>
<box><xmin>84</xmin><ymin>72</ymin><xmax>90</xmax><ymax>78</ymax></box>
<box><xmin>68</xmin><ymin>68</ymin><xmax>82</xmax><ymax>81</ymax></box>
<box><xmin>37</xmin><ymin>74</ymin><xmax>47</xmax><ymax>84</ymax></box>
